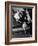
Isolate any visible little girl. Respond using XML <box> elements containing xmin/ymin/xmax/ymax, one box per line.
<box><xmin>22</xmin><ymin>22</ymin><xmax>27</xmax><ymax>34</ymax></box>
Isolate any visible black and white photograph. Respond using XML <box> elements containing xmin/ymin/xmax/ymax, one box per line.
<box><xmin>11</xmin><ymin>6</ymin><xmax>32</xmax><ymax>38</ymax></box>
<box><xmin>5</xmin><ymin>2</ymin><xmax>37</xmax><ymax>44</ymax></box>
